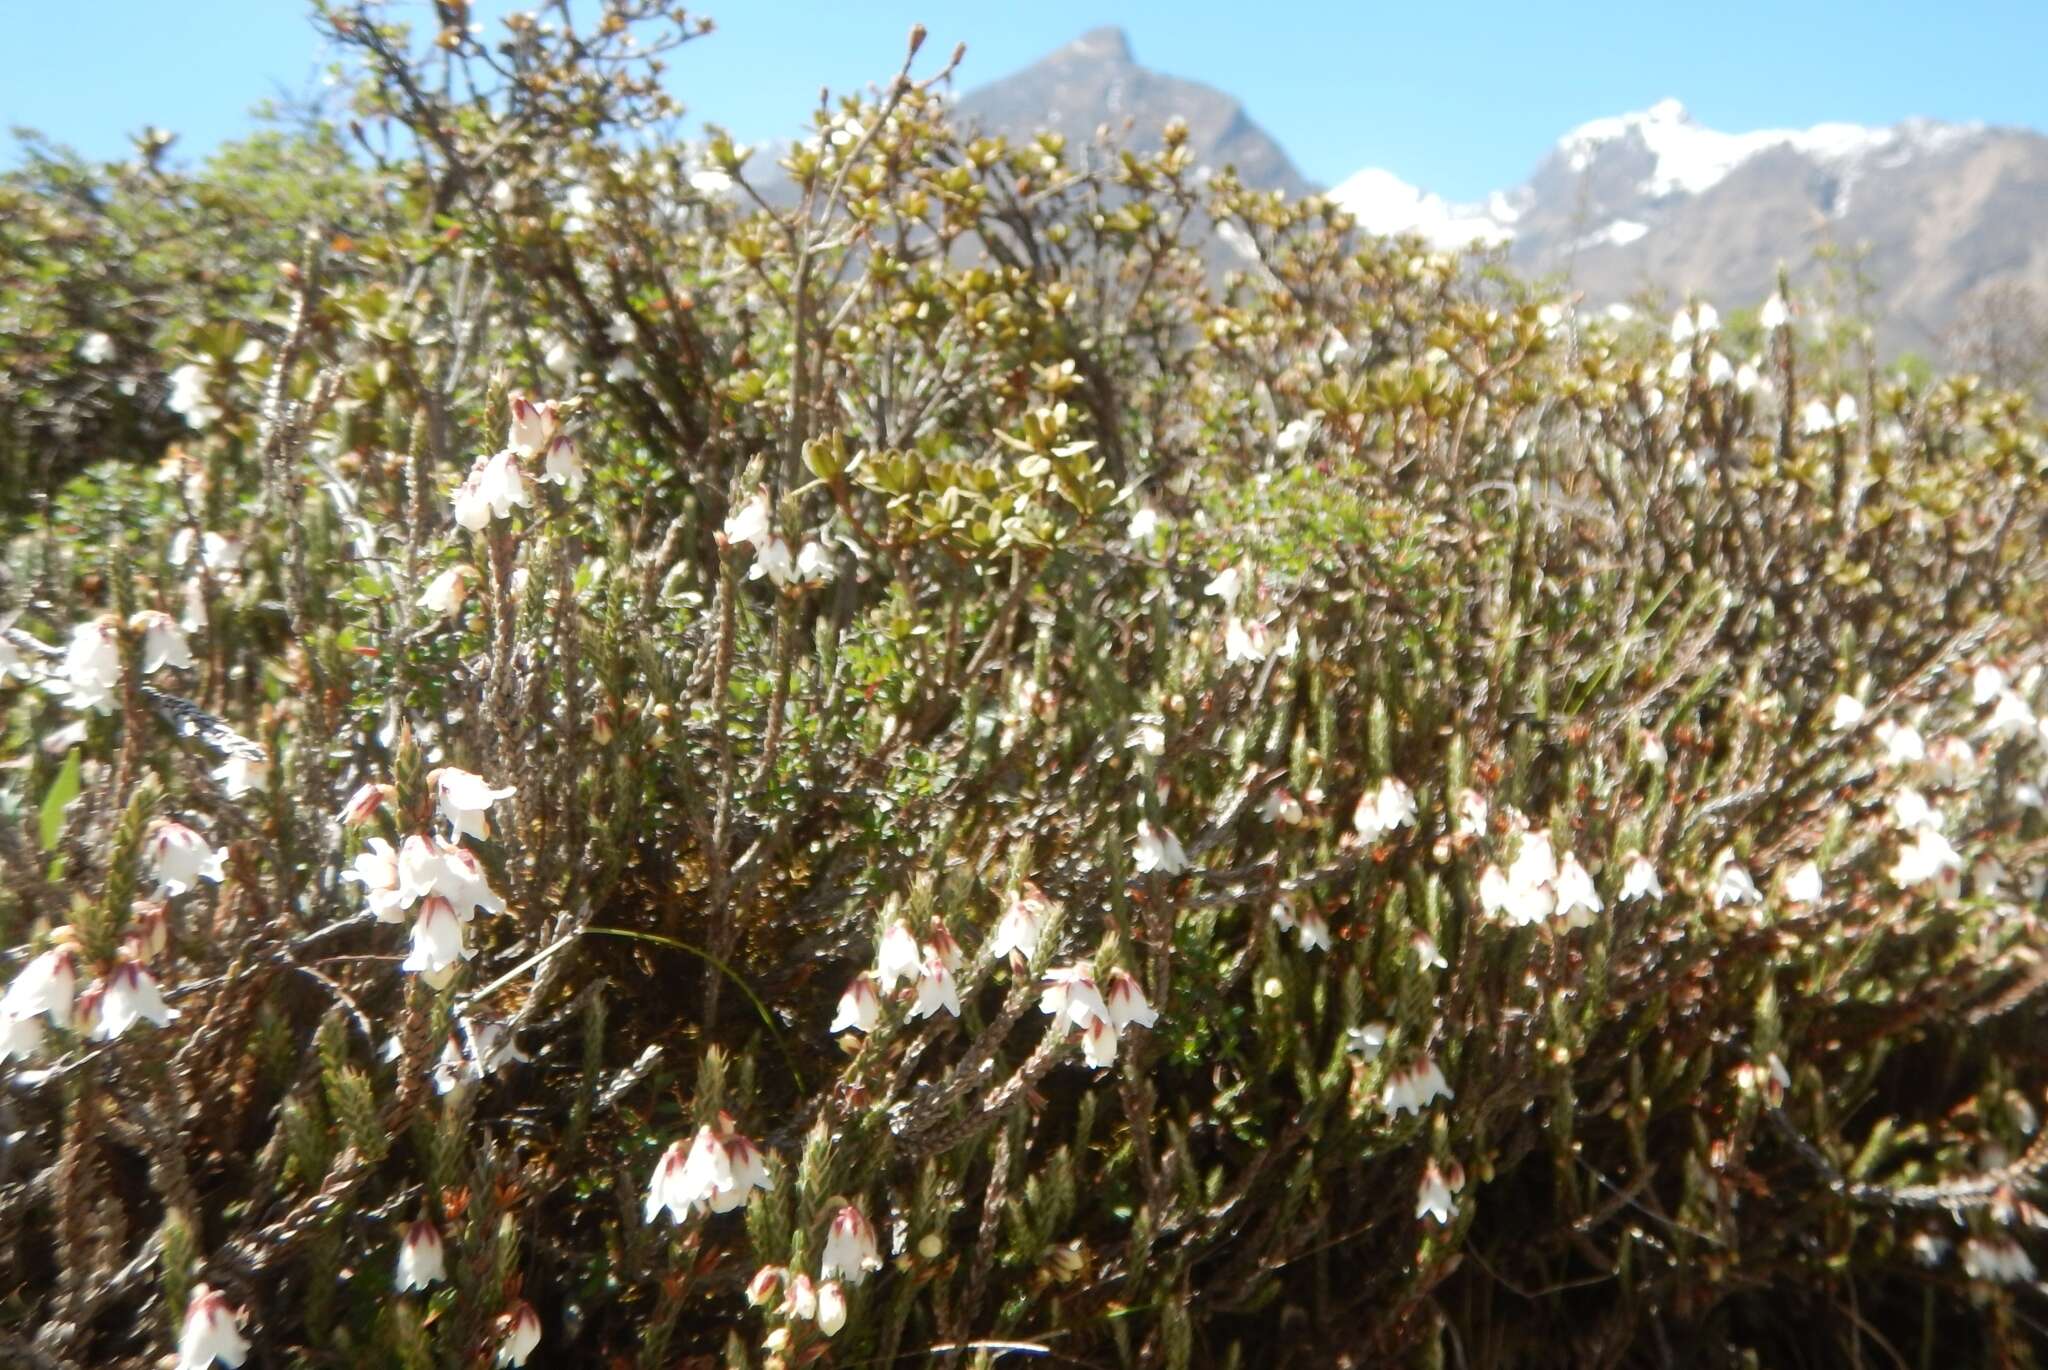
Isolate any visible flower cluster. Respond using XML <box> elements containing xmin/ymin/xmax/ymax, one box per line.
<box><xmin>1040</xmin><ymin>963</ymin><xmax>1157</xmax><ymax>1069</ymax></box>
<box><xmin>644</xmin><ymin>1111</ymin><xmax>772</xmax><ymax>1222</ymax></box>
<box><xmin>452</xmin><ymin>391</ymin><xmax>583</xmax><ymax>530</ymax></box>
<box><xmin>339</xmin><ymin>767</ymin><xmax>513</xmax><ymax>985</ymax></box>
<box><xmin>750</xmin><ymin>1201</ymin><xmax>883</xmax><ymax>1344</ymax></box>
<box><xmin>721</xmin><ymin>487</ymin><xmax>836</xmax><ymax>589</ymax></box>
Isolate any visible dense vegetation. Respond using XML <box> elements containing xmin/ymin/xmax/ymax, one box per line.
<box><xmin>4</xmin><ymin>6</ymin><xmax>2047</xmax><ymax>1366</ymax></box>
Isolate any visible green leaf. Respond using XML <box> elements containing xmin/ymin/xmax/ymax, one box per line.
<box><xmin>40</xmin><ymin>748</ymin><xmax>81</xmax><ymax>851</ymax></box>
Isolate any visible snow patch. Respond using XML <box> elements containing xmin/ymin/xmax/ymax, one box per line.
<box><xmin>1554</xmin><ymin>100</ymin><xmax>1982</xmax><ymax>202</ymax></box>
<box><xmin>1326</xmin><ymin>167</ymin><xmax>1516</xmax><ymax>249</ymax></box>
<box><xmin>1578</xmin><ymin>218</ymin><xmax>1650</xmax><ymax>249</ymax></box>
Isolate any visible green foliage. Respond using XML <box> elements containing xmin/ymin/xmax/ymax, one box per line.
<box><xmin>2</xmin><ymin>6</ymin><xmax>2047</xmax><ymax>1369</ymax></box>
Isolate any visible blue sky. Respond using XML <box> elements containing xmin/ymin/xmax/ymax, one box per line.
<box><xmin>9</xmin><ymin>1</ymin><xmax>2046</xmax><ymax>199</ymax></box>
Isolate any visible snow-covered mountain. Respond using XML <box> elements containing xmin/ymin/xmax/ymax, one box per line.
<box><xmin>950</xmin><ymin>32</ymin><xmax>2048</xmax><ymax>357</ymax></box>
<box><xmin>1331</xmin><ymin>100</ymin><xmax>2048</xmax><ymax>354</ymax></box>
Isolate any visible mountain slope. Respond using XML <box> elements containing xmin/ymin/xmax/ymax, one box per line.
<box><xmin>954</xmin><ymin>27</ymin><xmax>1311</xmax><ymax>199</ymax></box>
<box><xmin>1333</xmin><ymin>101</ymin><xmax>2048</xmax><ymax>354</ymax></box>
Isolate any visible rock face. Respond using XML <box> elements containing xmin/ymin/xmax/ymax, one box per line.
<box><xmin>1328</xmin><ymin>100</ymin><xmax>2048</xmax><ymax>357</ymax></box>
<box><xmin>953</xmin><ymin>27</ymin><xmax>1312</xmax><ymax>199</ymax></box>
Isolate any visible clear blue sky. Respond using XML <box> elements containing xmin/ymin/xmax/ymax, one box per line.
<box><xmin>9</xmin><ymin>1</ymin><xmax>2046</xmax><ymax>199</ymax></box>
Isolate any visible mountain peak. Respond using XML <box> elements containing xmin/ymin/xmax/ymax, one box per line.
<box><xmin>955</xmin><ymin>27</ymin><xmax>1309</xmax><ymax>197</ymax></box>
<box><xmin>1060</xmin><ymin>26</ymin><xmax>1135</xmax><ymax>65</ymax></box>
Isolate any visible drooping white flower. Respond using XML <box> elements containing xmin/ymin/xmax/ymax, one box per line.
<box><xmin>3</xmin><ymin>947</ymin><xmax>78</xmax><ymax>1028</ymax></box>
<box><xmin>167</xmin><ymin>363</ymin><xmax>223</xmax><ymax>430</ymax></box>
<box><xmin>1618</xmin><ymin>852</ymin><xmax>1662</xmax><ymax>902</ymax></box>
<box><xmin>1409</xmin><ymin>930</ymin><xmax>1448</xmax><ymax>970</ymax></box>
<box><xmin>875</xmin><ymin>920</ymin><xmax>922</xmax><ymax>991</ymax></box>
<box><xmin>211</xmin><ymin>754</ymin><xmax>270</xmax><ymax>800</ymax></box>
<box><xmin>1890</xmin><ymin>827</ymin><xmax>1963</xmax><ymax>889</ymax></box>
<box><xmin>539</xmin><ymin>433</ymin><xmax>586</xmax><ymax>494</ymax></box>
<box><xmin>723</xmin><ymin>488</ymin><xmax>773</xmax><ymax>549</ymax></box>
<box><xmin>1260</xmin><ymin>788</ymin><xmax>1305</xmax><ymax>824</ymax></box>
<box><xmin>1080</xmin><ymin>1015</ymin><xmax>1121</xmax><ymax>1068</ymax></box>
<box><xmin>1132</xmin><ymin>820</ymin><xmax>1190</xmax><ymax>875</ymax></box>
<box><xmin>434</xmin><ymin>768</ymin><xmax>517</xmax><ymax>842</ymax></box>
<box><xmin>1127</xmin><ymin>505</ymin><xmax>1160</xmax><ymax>541</ymax></box>
<box><xmin>1890</xmin><ymin>787</ymin><xmax>1941</xmax><ymax>833</ymax></box>
<box><xmin>93</xmin><ymin>960</ymin><xmax>176</xmax><ymax>1039</ymax></box>
<box><xmin>1346</xmin><ymin>1022</ymin><xmax>1389</xmax><ymax>1060</ymax></box>
<box><xmin>1927</xmin><ymin>736</ymin><xmax>1979</xmax><ymax>788</ymax></box>
<box><xmin>1874</xmin><ymin>720</ymin><xmax>1925</xmax><ymax>766</ymax></box>
<box><xmin>988</xmin><ymin>890</ymin><xmax>1045</xmax><ymax>962</ymax></box>
<box><xmin>1126</xmin><ymin>718</ymin><xmax>1166</xmax><ymax>757</ymax></box>
<box><xmin>396</xmin><ymin>834</ymin><xmax>447</xmax><ymax>907</ymax></box>
<box><xmin>1972</xmin><ymin>663</ymin><xmax>2009</xmax><ymax>707</ymax></box>
<box><xmin>1800</xmin><ymin>398</ymin><xmax>1838</xmax><ymax>434</ymax></box>
<box><xmin>489</xmin><ymin>177</ymin><xmax>518</xmax><ymax>211</ymax></box>
<box><xmin>821</xmin><ymin>1204</ymin><xmax>884</xmax><ymax>1285</ymax></box>
<box><xmin>1275</xmin><ymin>416</ymin><xmax>1319</xmax><ymax>454</ymax></box>
<box><xmin>431</xmin><ymin>841</ymin><xmax>506</xmax><ymax>919</ymax></box>
<box><xmin>1783</xmin><ymin>861</ymin><xmax>1823</xmax><ymax>905</ymax></box>
<box><xmin>169</xmin><ymin>529</ymin><xmax>242</xmax><ymax>574</ymax></box>
<box><xmin>56</xmin><ymin>620</ymin><xmax>123</xmax><ymax>713</ymax></box>
<box><xmin>910</xmin><ymin>952</ymin><xmax>961</xmax><ymax>1019</ymax></box>
<box><xmin>0</xmin><ymin>1008</ymin><xmax>45</xmax><ymax>1062</ymax></box>
<box><xmin>795</xmin><ymin>540</ymin><xmax>835</xmax><ymax>583</ymax></box>
<box><xmin>1415</xmin><ymin>1159</ymin><xmax>1464</xmax><ymax>1224</ymax></box>
<box><xmin>749</xmin><ymin>535</ymin><xmax>798</xmax><ymax>587</ymax></box>
<box><xmin>1353</xmin><ymin>777</ymin><xmax>1418</xmax><ymax>841</ymax></box>
<box><xmin>1202</xmin><ymin>565</ymin><xmax>1243</xmax><ymax>604</ymax></box>
<box><xmin>79</xmin><ymin>331</ymin><xmax>116</xmax><ymax>365</ymax></box>
<box><xmin>1104</xmin><ymin>968</ymin><xmax>1158</xmax><ymax>1030</ymax></box>
<box><xmin>176</xmin><ymin>1283</ymin><xmax>250</xmax><ymax>1369</ymax></box>
<box><xmin>151</xmin><ymin>820</ymin><xmax>225</xmax><ymax>896</ymax></box>
<box><xmin>1455</xmin><ymin>789</ymin><xmax>1489</xmax><ymax>838</ymax></box>
<box><xmin>830</xmin><ymin>973</ymin><xmax>880</xmax><ymax>1034</ymax></box>
<box><xmin>401</xmin><ymin>895</ymin><xmax>472</xmax><ymax>976</ymax></box>
<box><xmin>605</xmin><ymin>354</ymin><xmax>641</xmax><ymax>384</ymax></box>
<box><xmin>1829</xmin><ymin>694</ymin><xmax>1867</xmax><ymax>731</ymax></box>
<box><xmin>495</xmin><ymin>1300</ymin><xmax>542</xmax><ymax>1367</ymax></box>
<box><xmin>432</xmin><ymin>1019</ymin><xmax>529</xmax><ymax>1093</ymax></box>
<box><xmin>419</xmin><ymin>566</ymin><xmax>474</xmax><ymax>619</ymax></box>
<box><xmin>1712</xmin><ymin>854</ymin><xmax>1762</xmax><ymax>908</ymax></box>
<box><xmin>1960</xmin><ymin>1237</ymin><xmax>2037</xmax><ymax>1284</ymax></box>
<box><xmin>1383</xmin><ymin>1054</ymin><xmax>1453</xmax><ymax>1115</ymax></box>
<box><xmin>452</xmin><ymin>449</ymin><xmax>530</xmax><ymax>530</ymax></box>
<box><xmin>1040</xmin><ymin>966</ymin><xmax>1110</xmax><ymax>1031</ymax></box>
<box><xmin>507</xmin><ymin>394</ymin><xmax>561</xmax><ymax>457</ymax></box>
<box><xmin>1759</xmin><ymin>292</ymin><xmax>1789</xmax><ymax>331</ymax></box>
<box><xmin>1297</xmin><ymin>906</ymin><xmax>1333</xmax><ymax>952</ymax></box>
<box><xmin>396</xmin><ymin>1219</ymin><xmax>446</xmax><ymax>1291</ymax></box>
<box><xmin>1989</xmin><ymin>690</ymin><xmax>2037</xmax><ymax>738</ymax></box>
<box><xmin>1834</xmin><ymin>393</ymin><xmax>1859</xmax><ymax>427</ymax></box>
<box><xmin>1553</xmin><ymin>855</ymin><xmax>1603</xmax><ymax>927</ymax></box>
<box><xmin>132</xmin><ymin>610</ymin><xmax>195</xmax><ymax>673</ymax></box>
<box><xmin>816</xmin><ymin>1279</ymin><xmax>848</xmax><ymax>1336</ymax></box>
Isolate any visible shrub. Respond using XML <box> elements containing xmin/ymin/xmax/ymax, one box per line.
<box><xmin>3</xmin><ymin>7</ymin><xmax>2047</xmax><ymax>1367</ymax></box>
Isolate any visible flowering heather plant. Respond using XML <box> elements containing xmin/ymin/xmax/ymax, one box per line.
<box><xmin>3</xmin><ymin>7</ymin><xmax>2048</xmax><ymax>1368</ymax></box>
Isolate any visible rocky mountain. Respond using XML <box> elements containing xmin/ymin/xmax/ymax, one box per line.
<box><xmin>952</xmin><ymin>27</ymin><xmax>1312</xmax><ymax>200</ymax></box>
<box><xmin>950</xmin><ymin>33</ymin><xmax>2047</xmax><ymax>358</ymax></box>
<box><xmin>1329</xmin><ymin>100</ymin><xmax>2048</xmax><ymax>356</ymax></box>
